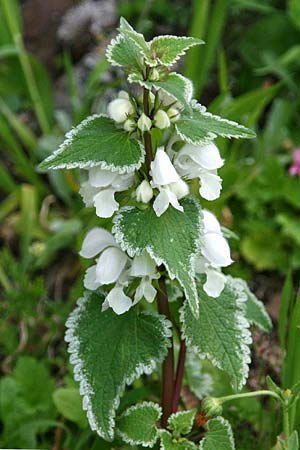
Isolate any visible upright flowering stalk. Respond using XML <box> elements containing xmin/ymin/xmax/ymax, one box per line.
<box><xmin>39</xmin><ymin>18</ymin><xmax>273</xmax><ymax>449</ymax></box>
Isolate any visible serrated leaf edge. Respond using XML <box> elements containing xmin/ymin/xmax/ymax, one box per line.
<box><xmin>167</xmin><ymin>408</ymin><xmax>197</xmax><ymax>434</ymax></box>
<box><xmin>39</xmin><ymin>114</ymin><xmax>145</xmax><ymax>173</ymax></box>
<box><xmin>175</xmin><ymin>101</ymin><xmax>256</xmax><ymax>145</ymax></box>
<box><xmin>116</xmin><ymin>401</ymin><xmax>162</xmax><ymax>447</ymax></box>
<box><xmin>158</xmin><ymin>429</ymin><xmax>198</xmax><ymax>450</ymax></box>
<box><xmin>199</xmin><ymin>416</ymin><xmax>235</xmax><ymax>449</ymax></box>
<box><xmin>227</xmin><ymin>276</ymin><xmax>272</xmax><ymax>332</ymax></box>
<box><xmin>106</xmin><ymin>33</ymin><xmax>143</xmax><ymax>71</ymax></box>
<box><xmin>149</xmin><ymin>35</ymin><xmax>204</xmax><ymax>67</ymax></box>
<box><xmin>65</xmin><ymin>292</ymin><xmax>172</xmax><ymax>440</ymax></box>
<box><xmin>112</xmin><ymin>198</ymin><xmax>204</xmax><ymax>318</ymax></box>
<box><xmin>180</xmin><ymin>277</ymin><xmax>252</xmax><ymax>391</ymax></box>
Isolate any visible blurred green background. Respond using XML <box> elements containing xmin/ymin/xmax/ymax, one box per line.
<box><xmin>0</xmin><ymin>0</ymin><xmax>300</xmax><ymax>448</ymax></box>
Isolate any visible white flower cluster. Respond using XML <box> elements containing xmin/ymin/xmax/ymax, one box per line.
<box><xmin>80</xmin><ymin>227</ymin><xmax>159</xmax><ymax>314</ymax></box>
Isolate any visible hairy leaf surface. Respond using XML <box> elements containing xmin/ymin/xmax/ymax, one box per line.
<box><xmin>65</xmin><ymin>291</ymin><xmax>171</xmax><ymax>440</ymax></box>
<box><xmin>39</xmin><ymin>115</ymin><xmax>144</xmax><ymax>173</ymax></box>
<box><xmin>150</xmin><ymin>36</ymin><xmax>204</xmax><ymax>66</ymax></box>
<box><xmin>113</xmin><ymin>198</ymin><xmax>203</xmax><ymax>318</ymax></box>
<box><xmin>199</xmin><ymin>417</ymin><xmax>235</xmax><ymax>450</ymax></box>
<box><xmin>159</xmin><ymin>430</ymin><xmax>197</xmax><ymax>450</ymax></box>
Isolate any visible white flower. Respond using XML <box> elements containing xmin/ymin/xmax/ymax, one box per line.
<box><xmin>167</xmin><ymin>107</ymin><xmax>180</xmax><ymax>122</ymax></box>
<box><xmin>80</xmin><ymin>227</ymin><xmax>129</xmax><ymax>290</ymax></box>
<box><xmin>79</xmin><ymin>167</ymin><xmax>134</xmax><ymax>218</ymax></box>
<box><xmin>130</xmin><ymin>252</ymin><xmax>160</xmax><ymax>304</ymax></box>
<box><xmin>102</xmin><ymin>286</ymin><xmax>132</xmax><ymax>315</ymax></box>
<box><xmin>195</xmin><ymin>210</ymin><xmax>233</xmax><ymax>298</ymax></box>
<box><xmin>136</xmin><ymin>180</ymin><xmax>153</xmax><ymax>203</ymax></box>
<box><xmin>150</xmin><ymin>147</ymin><xmax>188</xmax><ymax>217</ymax></box>
<box><xmin>174</xmin><ymin>142</ymin><xmax>224</xmax><ymax>201</ymax></box>
<box><xmin>137</xmin><ymin>113</ymin><xmax>152</xmax><ymax>132</ymax></box>
<box><xmin>149</xmin><ymin>68</ymin><xmax>160</xmax><ymax>81</ymax></box>
<box><xmin>107</xmin><ymin>92</ymin><xmax>134</xmax><ymax>123</ymax></box>
<box><xmin>123</xmin><ymin>118</ymin><xmax>136</xmax><ymax>132</ymax></box>
<box><xmin>154</xmin><ymin>110</ymin><xmax>171</xmax><ymax>129</ymax></box>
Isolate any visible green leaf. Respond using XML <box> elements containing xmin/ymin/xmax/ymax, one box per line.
<box><xmin>106</xmin><ymin>33</ymin><xmax>143</xmax><ymax>73</ymax></box>
<box><xmin>167</xmin><ymin>409</ymin><xmax>197</xmax><ymax>436</ymax></box>
<box><xmin>288</xmin><ymin>430</ymin><xmax>299</xmax><ymax>450</ymax></box>
<box><xmin>121</xmin><ymin>29</ymin><xmax>153</xmax><ymax>65</ymax></box>
<box><xmin>175</xmin><ymin>101</ymin><xmax>256</xmax><ymax>145</ymax></box>
<box><xmin>116</xmin><ymin>402</ymin><xmax>161</xmax><ymax>447</ymax></box>
<box><xmin>38</xmin><ymin>115</ymin><xmax>144</xmax><ymax>172</ymax></box>
<box><xmin>128</xmin><ymin>72</ymin><xmax>193</xmax><ymax>109</ymax></box>
<box><xmin>53</xmin><ymin>387</ymin><xmax>87</xmax><ymax>428</ymax></box>
<box><xmin>150</xmin><ymin>36</ymin><xmax>204</xmax><ymax>67</ymax></box>
<box><xmin>65</xmin><ymin>290</ymin><xmax>171</xmax><ymax>441</ymax></box>
<box><xmin>227</xmin><ymin>276</ymin><xmax>272</xmax><ymax>332</ymax></box>
<box><xmin>199</xmin><ymin>417</ymin><xmax>235</xmax><ymax>450</ymax></box>
<box><xmin>113</xmin><ymin>198</ymin><xmax>203</xmax><ymax>318</ymax></box>
<box><xmin>159</xmin><ymin>430</ymin><xmax>197</xmax><ymax>450</ymax></box>
<box><xmin>180</xmin><ymin>277</ymin><xmax>251</xmax><ymax>391</ymax></box>
<box><xmin>288</xmin><ymin>0</ymin><xmax>300</xmax><ymax>30</ymax></box>
<box><xmin>14</xmin><ymin>357</ymin><xmax>54</xmax><ymax>412</ymax></box>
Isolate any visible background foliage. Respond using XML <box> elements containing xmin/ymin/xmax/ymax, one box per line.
<box><xmin>0</xmin><ymin>0</ymin><xmax>300</xmax><ymax>448</ymax></box>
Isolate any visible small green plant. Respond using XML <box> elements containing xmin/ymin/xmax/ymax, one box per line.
<box><xmin>39</xmin><ymin>17</ymin><xmax>298</xmax><ymax>449</ymax></box>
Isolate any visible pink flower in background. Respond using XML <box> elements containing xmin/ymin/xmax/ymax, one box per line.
<box><xmin>289</xmin><ymin>149</ymin><xmax>300</xmax><ymax>176</ymax></box>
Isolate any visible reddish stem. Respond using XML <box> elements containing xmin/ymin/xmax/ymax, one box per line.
<box><xmin>157</xmin><ymin>276</ymin><xmax>175</xmax><ymax>427</ymax></box>
<box><xmin>172</xmin><ymin>339</ymin><xmax>187</xmax><ymax>413</ymax></box>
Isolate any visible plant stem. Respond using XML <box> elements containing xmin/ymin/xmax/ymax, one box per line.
<box><xmin>283</xmin><ymin>408</ymin><xmax>290</xmax><ymax>441</ymax></box>
<box><xmin>142</xmin><ymin>66</ymin><xmax>153</xmax><ymax>172</ymax></box>
<box><xmin>172</xmin><ymin>339</ymin><xmax>187</xmax><ymax>413</ymax></box>
<box><xmin>157</xmin><ymin>275</ymin><xmax>175</xmax><ymax>428</ymax></box>
<box><xmin>218</xmin><ymin>390</ymin><xmax>281</xmax><ymax>404</ymax></box>
<box><xmin>1</xmin><ymin>0</ymin><xmax>51</xmax><ymax>135</ymax></box>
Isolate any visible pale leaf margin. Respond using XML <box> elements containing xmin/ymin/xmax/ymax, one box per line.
<box><xmin>112</xmin><ymin>198</ymin><xmax>204</xmax><ymax>318</ymax></box>
<box><xmin>199</xmin><ymin>416</ymin><xmax>235</xmax><ymax>450</ymax></box>
<box><xmin>167</xmin><ymin>408</ymin><xmax>197</xmax><ymax>435</ymax></box>
<box><xmin>116</xmin><ymin>401</ymin><xmax>162</xmax><ymax>447</ymax></box>
<box><xmin>128</xmin><ymin>72</ymin><xmax>194</xmax><ymax>109</ymax></box>
<box><xmin>149</xmin><ymin>35</ymin><xmax>204</xmax><ymax>66</ymax></box>
<box><xmin>180</xmin><ymin>276</ymin><xmax>252</xmax><ymax>390</ymax></box>
<box><xmin>65</xmin><ymin>292</ymin><xmax>172</xmax><ymax>440</ymax></box>
<box><xmin>38</xmin><ymin>114</ymin><xmax>145</xmax><ymax>173</ymax></box>
<box><xmin>175</xmin><ymin>101</ymin><xmax>256</xmax><ymax>145</ymax></box>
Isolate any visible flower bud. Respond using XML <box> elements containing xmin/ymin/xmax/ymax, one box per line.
<box><xmin>136</xmin><ymin>180</ymin><xmax>153</xmax><ymax>203</ymax></box>
<box><xmin>123</xmin><ymin>118</ymin><xmax>136</xmax><ymax>132</ymax></box>
<box><xmin>154</xmin><ymin>109</ymin><xmax>171</xmax><ymax>130</ymax></box>
<box><xmin>149</xmin><ymin>68</ymin><xmax>160</xmax><ymax>81</ymax></box>
<box><xmin>167</xmin><ymin>107</ymin><xmax>180</xmax><ymax>122</ymax></box>
<box><xmin>137</xmin><ymin>113</ymin><xmax>152</xmax><ymax>132</ymax></box>
<box><xmin>202</xmin><ymin>397</ymin><xmax>223</xmax><ymax>418</ymax></box>
<box><xmin>118</xmin><ymin>90</ymin><xmax>130</xmax><ymax>100</ymax></box>
<box><xmin>169</xmin><ymin>178</ymin><xmax>189</xmax><ymax>199</ymax></box>
<box><xmin>108</xmin><ymin>98</ymin><xmax>134</xmax><ymax>123</ymax></box>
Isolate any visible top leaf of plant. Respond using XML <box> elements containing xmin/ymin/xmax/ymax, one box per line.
<box><xmin>38</xmin><ymin>115</ymin><xmax>145</xmax><ymax>173</ymax></box>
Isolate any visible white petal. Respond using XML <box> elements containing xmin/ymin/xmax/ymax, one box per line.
<box><xmin>89</xmin><ymin>167</ymin><xmax>117</xmax><ymax>188</ymax></box>
<box><xmin>167</xmin><ymin>189</ymin><xmax>184</xmax><ymax>212</ymax></box>
<box><xmin>143</xmin><ymin>281</ymin><xmax>157</xmax><ymax>303</ymax></box>
<box><xmin>107</xmin><ymin>98</ymin><xmax>134</xmax><ymax>123</ymax></box>
<box><xmin>202</xmin><ymin>232</ymin><xmax>233</xmax><ymax>267</ymax></box>
<box><xmin>93</xmin><ymin>189</ymin><xmax>119</xmax><ymax>218</ymax></box>
<box><xmin>105</xmin><ymin>287</ymin><xmax>132</xmax><ymax>315</ymax></box>
<box><xmin>79</xmin><ymin>181</ymin><xmax>98</xmax><ymax>207</ymax></box>
<box><xmin>79</xmin><ymin>227</ymin><xmax>115</xmax><ymax>258</ymax></box>
<box><xmin>151</xmin><ymin>147</ymin><xmax>180</xmax><ymax>186</ymax></box>
<box><xmin>179</xmin><ymin>143</ymin><xmax>224</xmax><ymax>170</ymax></box>
<box><xmin>137</xmin><ymin>113</ymin><xmax>152</xmax><ymax>132</ymax></box>
<box><xmin>203</xmin><ymin>269</ymin><xmax>226</xmax><ymax>298</ymax></box>
<box><xmin>136</xmin><ymin>180</ymin><xmax>153</xmax><ymax>203</ymax></box>
<box><xmin>84</xmin><ymin>265</ymin><xmax>101</xmax><ymax>290</ymax></box>
<box><xmin>130</xmin><ymin>252</ymin><xmax>156</xmax><ymax>277</ymax></box>
<box><xmin>111</xmin><ymin>173</ymin><xmax>134</xmax><ymax>190</ymax></box>
<box><xmin>96</xmin><ymin>247</ymin><xmax>128</xmax><ymax>284</ymax></box>
<box><xmin>154</xmin><ymin>109</ymin><xmax>171</xmax><ymax>129</ymax></box>
<box><xmin>153</xmin><ymin>190</ymin><xmax>170</xmax><ymax>217</ymax></box>
<box><xmin>202</xmin><ymin>210</ymin><xmax>222</xmax><ymax>234</ymax></box>
<box><xmin>199</xmin><ymin>171</ymin><xmax>222</xmax><ymax>201</ymax></box>
<box><xmin>168</xmin><ymin>178</ymin><xmax>189</xmax><ymax>199</ymax></box>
